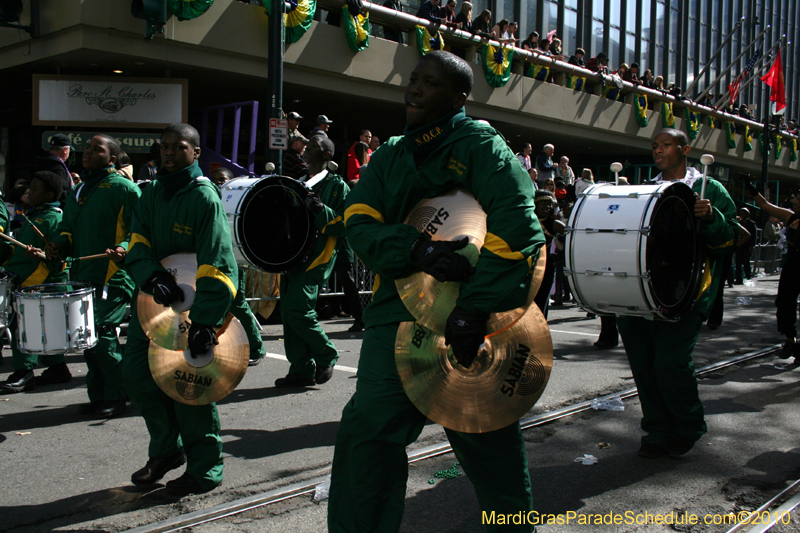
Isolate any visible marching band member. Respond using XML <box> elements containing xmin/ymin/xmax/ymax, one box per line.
<box><xmin>274</xmin><ymin>135</ymin><xmax>349</xmax><ymax>388</ymax></box>
<box><xmin>617</xmin><ymin>128</ymin><xmax>736</xmax><ymax>458</ymax></box>
<box><xmin>329</xmin><ymin>51</ymin><xmax>544</xmax><ymax>533</ymax></box>
<box><xmin>46</xmin><ymin>135</ymin><xmax>141</xmax><ymax>418</ymax></box>
<box><xmin>0</xmin><ymin>171</ymin><xmax>69</xmax><ymax>392</ymax></box>
<box><xmin>123</xmin><ymin>123</ymin><xmax>238</xmax><ymax>495</ymax></box>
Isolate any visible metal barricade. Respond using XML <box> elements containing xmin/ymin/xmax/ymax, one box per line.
<box><xmin>752</xmin><ymin>244</ymin><xmax>782</xmax><ymax>274</ymax></box>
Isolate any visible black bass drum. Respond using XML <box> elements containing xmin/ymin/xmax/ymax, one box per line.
<box><xmin>221</xmin><ymin>176</ymin><xmax>317</xmax><ymax>272</ymax></box>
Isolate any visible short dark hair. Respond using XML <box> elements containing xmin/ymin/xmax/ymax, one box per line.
<box><xmin>659</xmin><ymin>127</ymin><xmax>690</xmax><ymax>148</ymax></box>
<box><xmin>419</xmin><ymin>51</ymin><xmax>474</xmax><ymax>97</ymax></box>
<box><xmin>96</xmin><ymin>135</ymin><xmax>121</xmax><ymax>162</ymax></box>
<box><xmin>162</xmin><ymin>123</ymin><xmax>201</xmax><ymax>148</ymax></box>
<box><xmin>211</xmin><ymin>167</ymin><xmax>234</xmax><ymax>181</ymax></box>
<box><xmin>116</xmin><ymin>150</ymin><xmax>131</xmax><ymax>170</ymax></box>
<box><xmin>32</xmin><ymin>171</ymin><xmax>63</xmax><ymax>199</ymax></box>
<box><xmin>311</xmin><ymin>135</ymin><xmax>335</xmax><ymax>157</ymax></box>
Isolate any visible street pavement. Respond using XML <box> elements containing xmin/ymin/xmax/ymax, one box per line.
<box><xmin>2</xmin><ymin>274</ymin><xmax>800</xmax><ymax>532</ymax></box>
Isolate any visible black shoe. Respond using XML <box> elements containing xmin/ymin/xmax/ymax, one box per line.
<box><xmin>36</xmin><ymin>363</ymin><xmax>72</xmax><ymax>386</ymax></box>
<box><xmin>315</xmin><ymin>365</ymin><xmax>334</xmax><ymax>385</ymax></box>
<box><xmin>78</xmin><ymin>402</ymin><xmax>102</xmax><ymax>414</ymax></box>
<box><xmin>638</xmin><ymin>442</ymin><xmax>668</xmax><ymax>459</ymax></box>
<box><xmin>131</xmin><ymin>450</ymin><xmax>187</xmax><ymax>486</ymax></box>
<box><xmin>97</xmin><ymin>400</ymin><xmax>127</xmax><ymax>419</ymax></box>
<box><xmin>1</xmin><ymin>370</ymin><xmax>35</xmax><ymax>393</ymax></box>
<box><xmin>248</xmin><ymin>357</ymin><xmax>262</xmax><ymax>367</ymax></box>
<box><xmin>593</xmin><ymin>340</ymin><xmax>618</xmax><ymax>350</ymax></box>
<box><xmin>780</xmin><ymin>338</ymin><xmax>796</xmax><ymax>359</ymax></box>
<box><xmin>348</xmin><ymin>320</ymin><xmax>364</xmax><ymax>333</ymax></box>
<box><xmin>166</xmin><ymin>472</ymin><xmax>218</xmax><ymax>496</ymax></box>
<box><xmin>667</xmin><ymin>434</ymin><xmax>696</xmax><ymax>457</ymax></box>
<box><xmin>586</xmin><ymin>313</ymin><xmax>598</xmax><ymax>319</ymax></box>
<box><xmin>274</xmin><ymin>374</ymin><xmax>316</xmax><ymax>388</ymax></box>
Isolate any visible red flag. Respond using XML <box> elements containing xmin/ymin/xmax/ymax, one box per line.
<box><xmin>760</xmin><ymin>49</ymin><xmax>786</xmax><ymax>112</ymax></box>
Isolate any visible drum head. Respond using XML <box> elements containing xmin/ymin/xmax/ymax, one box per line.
<box><xmin>236</xmin><ymin>176</ymin><xmax>317</xmax><ymax>272</ymax></box>
<box><xmin>646</xmin><ymin>182</ymin><xmax>703</xmax><ymax>318</ymax></box>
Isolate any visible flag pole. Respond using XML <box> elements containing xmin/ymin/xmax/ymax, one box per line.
<box><xmin>695</xmin><ymin>25</ymin><xmax>770</xmax><ymax>108</ymax></box>
<box><xmin>713</xmin><ymin>38</ymin><xmax>788</xmax><ymax>110</ymax></box>
<box><xmin>685</xmin><ymin>17</ymin><xmax>746</xmax><ymax>98</ymax></box>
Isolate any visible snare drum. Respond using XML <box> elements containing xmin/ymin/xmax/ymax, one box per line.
<box><xmin>221</xmin><ymin>176</ymin><xmax>317</xmax><ymax>272</ymax></box>
<box><xmin>565</xmin><ymin>181</ymin><xmax>703</xmax><ymax>320</ymax></box>
<box><xmin>14</xmin><ymin>282</ymin><xmax>97</xmax><ymax>354</ymax></box>
<box><xmin>0</xmin><ymin>269</ymin><xmax>15</xmax><ymax>327</ymax></box>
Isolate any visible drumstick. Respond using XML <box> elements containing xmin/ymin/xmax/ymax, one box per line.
<box><xmin>0</xmin><ymin>232</ymin><xmax>47</xmax><ymax>260</ymax></box>
<box><xmin>22</xmin><ymin>215</ymin><xmax>49</xmax><ymax>246</ymax></box>
<box><xmin>699</xmin><ymin>154</ymin><xmax>715</xmax><ymax>200</ymax></box>
<box><xmin>74</xmin><ymin>252</ymin><xmax>112</xmax><ymax>261</ymax></box>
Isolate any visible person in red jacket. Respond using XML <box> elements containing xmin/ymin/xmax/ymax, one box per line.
<box><xmin>345</xmin><ymin>129</ymin><xmax>372</xmax><ymax>183</ymax></box>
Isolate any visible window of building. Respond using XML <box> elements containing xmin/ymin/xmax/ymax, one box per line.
<box><xmin>522</xmin><ymin>0</ymin><xmax>539</xmax><ymax>44</ymax></box>
<box><xmin>541</xmin><ymin>0</ymin><xmax>558</xmax><ymax>34</ymax></box>
<box><xmin>592</xmin><ymin>18</ymin><xmax>604</xmax><ymax>57</ymax></box>
<box><xmin>610</xmin><ymin>27</ymin><xmax>620</xmax><ymax>66</ymax></box>
<box><xmin>564</xmin><ymin>8</ymin><xmax>578</xmax><ymax>56</ymax></box>
<box><xmin>626</xmin><ymin>33</ymin><xmax>636</xmax><ymax>64</ymax></box>
<box><xmin>655</xmin><ymin>2</ymin><xmax>665</xmax><ymax>45</ymax></box>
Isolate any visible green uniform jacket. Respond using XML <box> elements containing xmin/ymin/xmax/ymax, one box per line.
<box><xmin>303</xmin><ymin>172</ymin><xmax>349</xmax><ymax>285</ymax></box>
<box><xmin>0</xmin><ymin>193</ymin><xmax>8</xmax><ymax>235</ymax></box>
<box><xmin>127</xmin><ymin>177</ymin><xmax>238</xmax><ymax>328</ymax></box>
<box><xmin>51</xmin><ymin>167</ymin><xmax>141</xmax><ymax>292</ymax></box>
<box><xmin>344</xmin><ymin>113</ymin><xmax>545</xmax><ymax>326</ymax></box>
<box><xmin>655</xmin><ymin>168</ymin><xmax>736</xmax><ymax>318</ymax></box>
<box><xmin>1</xmin><ymin>203</ymin><xmax>67</xmax><ymax>287</ymax></box>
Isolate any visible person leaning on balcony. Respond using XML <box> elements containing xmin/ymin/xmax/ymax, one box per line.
<box><xmin>416</xmin><ymin>0</ymin><xmax>443</xmax><ymax>23</ymax></box>
<box><xmin>471</xmin><ymin>8</ymin><xmax>492</xmax><ymax>38</ymax></box>
<box><xmin>382</xmin><ymin>0</ymin><xmax>405</xmax><ymax>43</ymax></box>
<box><xmin>521</xmin><ymin>31</ymin><xmax>539</xmax><ymax>52</ymax></box>
<box><xmin>623</xmin><ymin>62</ymin><xmax>643</xmax><ymax>85</ymax></box>
<box><xmin>549</xmin><ymin>37</ymin><xmax>564</xmax><ymax>61</ymax></box>
<box><xmin>642</xmin><ymin>68</ymin><xmax>655</xmax><ymax>88</ymax></box>
<box><xmin>586</xmin><ymin>51</ymin><xmax>608</xmax><ymax>73</ymax></box>
<box><xmin>450</xmin><ymin>1</ymin><xmax>473</xmax><ymax>58</ymax></box>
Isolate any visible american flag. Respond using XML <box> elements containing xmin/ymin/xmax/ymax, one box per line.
<box><xmin>729</xmin><ymin>49</ymin><xmax>761</xmax><ymax>104</ymax></box>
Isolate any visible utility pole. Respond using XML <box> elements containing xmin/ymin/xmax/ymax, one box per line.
<box><xmin>267</xmin><ymin>0</ymin><xmax>285</xmax><ymax>175</ymax></box>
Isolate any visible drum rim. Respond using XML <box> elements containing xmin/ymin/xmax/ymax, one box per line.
<box><xmin>14</xmin><ymin>281</ymin><xmax>95</xmax><ymax>299</ymax></box>
<box><xmin>234</xmin><ymin>175</ymin><xmax>318</xmax><ymax>272</ymax></box>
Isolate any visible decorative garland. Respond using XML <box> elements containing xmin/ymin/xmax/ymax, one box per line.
<box><xmin>525</xmin><ymin>63</ymin><xmax>549</xmax><ymax>82</ymax></box>
<box><xmin>416</xmin><ymin>25</ymin><xmax>444</xmax><ymax>57</ymax></box>
<box><xmin>774</xmin><ymin>134</ymin><xmax>783</xmax><ymax>159</ymax></box>
<box><xmin>482</xmin><ymin>43</ymin><xmax>514</xmax><ymax>87</ymax></box>
<box><xmin>566</xmin><ymin>74</ymin><xmax>585</xmax><ymax>91</ymax></box>
<box><xmin>168</xmin><ymin>0</ymin><xmax>215</xmax><ymax>20</ymax></box>
<box><xmin>344</xmin><ymin>5</ymin><xmax>369</xmax><ymax>51</ymax></box>
<box><xmin>723</xmin><ymin>122</ymin><xmax>736</xmax><ymax>149</ymax></box>
<box><xmin>661</xmin><ymin>102</ymin><xmax>675</xmax><ymax>128</ymax></box>
<box><xmin>791</xmin><ymin>138</ymin><xmax>798</xmax><ymax>162</ymax></box>
<box><xmin>602</xmin><ymin>86</ymin><xmax>621</xmax><ymax>101</ymax></box>
<box><xmin>744</xmin><ymin>126</ymin><xmax>753</xmax><ymax>152</ymax></box>
<box><xmin>685</xmin><ymin>108</ymin><xmax>699</xmax><ymax>140</ymax></box>
<box><xmin>634</xmin><ymin>95</ymin><xmax>648</xmax><ymax>128</ymax></box>
<box><xmin>263</xmin><ymin>0</ymin><xmax>316</xmax><ymax>44</ymax></box>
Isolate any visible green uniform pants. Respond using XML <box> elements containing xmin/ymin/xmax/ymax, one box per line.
<box><xmin>230</xmin><ymin>268</ymin><xmax>265</xmax><ymax>359</ymax></box>
<box><xmin>9</xmin><ymin>314</ymin><xmax>65</xmax><ymax>371</ymax></box>
<box><xmin>121</xmin><ymin>295</ymin><xmax>223</xmax><ymax>490</ymax></box>
<box><xmin>83</xmin><ymin>285</ymin><xmax>129</xmax><ymax>403</ymax></box>
<box><xmin>328</xmin><ymin>323</ymin><xmax>533</xmax><ymax>533</ymax></box>
<box><xmin>279</xmin><ymin>269</ymin><xmax>338</xmax><ymax>379</ymax></box>
<box><xmin>617</xmin><ymin>312</ymin><xmax>707</xmax><ymax>447</ymax></box>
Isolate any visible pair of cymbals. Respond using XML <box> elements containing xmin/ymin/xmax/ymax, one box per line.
<box><xmin>138</xmin><ymin>253</ymin><xmax>249</xmax><ymax>405</ymax></box>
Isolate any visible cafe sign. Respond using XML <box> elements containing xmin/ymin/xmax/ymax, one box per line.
<box><xmin>41</xmin><ymin>131</ymin><xmax>161</xmax><ymax>155</ymax></box>
<box><xmin>33</xmin><ymin>75</ymin><xmax>188</xmax><ymax>129</ymax></box>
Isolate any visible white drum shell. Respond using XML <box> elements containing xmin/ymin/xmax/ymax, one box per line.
<box><xmin>0</xmin><ymin>272</ymin><xmax>14</xmax><ymax>327</ymax></box>
<box><xmin>14</xmin><ymin>285</ymin><xmax>97</xmax><ymax>355</ymax></box>
<box><xmin>565</xmin><ymin>182</ymin><xmax>674</xmax><ymax>319</ymax></box>
<box><xmin>221</xmin><ymin>177</ymin><xmax>262</xmax><ymax>268</ymax></box>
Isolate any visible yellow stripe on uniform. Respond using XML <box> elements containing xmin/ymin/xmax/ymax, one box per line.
<box><xmin>129</xmin><ymin>233</ymin><xmax>152</xmax><ymax>251</ymax></box>
<box><xmin>707</xmin><ymin>238</ymin><xmax>734</xmax><ymax>250</ymax></box>
<box><xmin>372</xmin><ymin>274</ymin><xmax>380</xmax><ymax>295</ymax></box>
<box><xmin>105</xmin><ymin>261</ymin><xmax>119</xmax><ymax>285</ymax></box>
<box><xmin>483</xmin><ymin>232</ymin><xmax>526</xmax><ymax>261</ymax></box>
<box><xmin>345</xmin><ymin>203</ymin><xmax>384</xmax><ymax>225</ymax></box>
<box><xmin>695</xmin><ymin>257</ymin><xmax>713</xmax><ymax>301</ymax></box>
<box><xmin>60</xmin><ymin>231</ymin><xmax>73</xmax><ymax>248</ymax></box>
<box><xmin>321</xmin><ymin>215</ymin><xmax>343</xmax><ymax>235</ymax></box>
<box><xmin>115</xmin><ymin>207</ymin><xmax>128</xmax><ymax>245</ymax></box>
<box><xmin>306</xmin><ymin>236</ymin><xmax>338</xmax><ymax>272</ymax></box>
<box><xmin>21</xmin><ymin>262</ymin><xmax>50</xmax><ymax>288</ymax></box>
<box><xmin>197</xmin><ymin>264</ymin><xmax>237</xmax><ymax>298</ymax></box>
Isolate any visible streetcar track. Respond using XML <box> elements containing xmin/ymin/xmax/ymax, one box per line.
<box><xmin>124</xmin><ymin>343</ymin><xmax>784</xmax><ymax>533</ymax></box>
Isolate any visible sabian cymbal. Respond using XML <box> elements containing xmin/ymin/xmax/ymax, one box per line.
<box><xmin>395</xmin><ymin>302</ymin><xmax>553</xmax><ymax>434</ymax></box>
<box><xmin>396</xmin><ymin>188</ymin><xmax>546</xmax><ymax>334</ymax></box>
<box><xmin>137</xmin><ymin>253</ymin><xmax>198</xmax><ymax>351</ymax></box>
<box><xmin>148</xmin><ymin>316</ymin><xmax>249</xmax><ymax>405</ymax></box>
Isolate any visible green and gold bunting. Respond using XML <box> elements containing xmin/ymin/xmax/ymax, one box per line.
<box><xmin>634</xmin><ymin>95</ymin><xmax>648</xmax><ymax>127</ymax></box>
<box><xmin>566</xmin><ymin>74</ymin><xmax>585</xmax><ymax>91</ymax></box>
<box><xmin>744</xmin><ymin>126</ymin><xmax>753</xmax><ymax>152</ymax></box>
<box><xmin>263</xmin><ymin>0</ymin><xmax>317</xmax><ymax>43</ymax></box>
<box><xmin>662</xmin><ymin>102</ymin><xmax>675</xmax><ymax>127</ymax></box>
<box><xmin>602</xmin><ymin>86</ymin><xmax>621</xmax><ymax>101</ymax></box>
<box><xmin>685</xmin><ymin>109</ymin><xmax>699</xmax><ymax>139</ymax></box>
<box><xmin>416</xmin><ymin>25</ymin><xmax>444</xmax><ymax>57</ymax></box>
<box><xmin>344</xmin><ymin>5</ymin><xmax>369</xmax><ymax>51</ymax></box>
<box><xmin>168</xmin><ymin>0</ymin><xmax>214</xmax><ymax>20</ymax></box>
<box><xmin>525</xmin><ymin>63</ymin><xmax>549</xmax><ymax>82</ymax></box>
<box><xmin>791</xmin><ymin>138</ymin><xmax>798</xmax><ymax>162</ymax></box>
<box><xmin>723</xmin><ymin>122</ymin><xmax>736</xmax><ymax>148</ymax></box>
<box><xmin>706</xmin><ymin>114</ymin><xmax>715</xmax><ymax>128</ymax></box>
<box><xmin>482</xmin><ymin>43</ymin><xmax>514</xmax><ymax>87</ymax></box>
<box><xmin>774</xmin><ymin>134</ymin><xmax>782</xmax><ymax>159</ymax></box>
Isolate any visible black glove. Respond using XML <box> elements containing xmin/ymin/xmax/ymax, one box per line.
<box><xmin>305</xmin><ymin>191</ymin><xmax>324</xmax><ymax>213</ymax></box>
<box><xmin>187</xmin><ymin>323</ymin><xmax>218</xmax><ymax>358</ymax></box>
<box><xmin>147</xmin><ymin>271</ymin><xmax>184</xmax><ymax>307</ymax></box>
<box><xmin>410</xmin><ymin>236</ymin><xmax>475</xmax><ymax>283</ymax></box>
<box><xmin>445</xmin><ymin>306</ymin><xmax>489</xmax><ymax>369</ymax></box>
<box><xmin>743</xmin><ymin>176</ymin><xmax>760</xmax><ymax>197</ymax></box>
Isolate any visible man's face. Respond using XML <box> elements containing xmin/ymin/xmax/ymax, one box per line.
<box><xmin>288</xmin><ymin>118</ymin><xmax>300</xmax><ymax>130</ymax></box>
<box><xmin>524</xmin><ymin>145</ymin><xmax>532</xmax><ymax>155</ymax></box>
<box><xmin>560</xmin><ymin>157</ymin><xmax>568</xmax><ymax>168</ymax></box>
<box><xmin>652</xmin><ymin>132</ymin><xmax>689</xmax><ymax>174</ymax></box>
<box><xmin>405</xmin><ymin>58</ymin><xmax>465</xmax><ymax>129</ymax></box>
<box><xmin>210</xmin><ymin>170</ymin><xmax>229</xmax><ymax>188</ymax></box>
<box><xmin>577</xmin><ymin>52</ymin><xmax>584</xmax><ymax>59</ymax></box>
<box><xmin>739</xmin><ymin>210</ymin><xmax>749</xmax><ymax>220</ymax></box>
<box><xmin>360</xmin><ymin>131</ymin><xmax>372</xmax><ymax>144</ymax></box>
<box><xmin>545</xmin><ymin>146</ymin><xmax>554</xmax><ymax>157</ymax></box>
<box><xmin>319</xmin><ymin>122</ymin><xmax>330</xmax><ymax>132</ymax></box>
<box><xmin>83</xmin><ymin>136</ymin><xmax>116</xmax><ymax>172</ymax></box>
<box><xmin>369</xmin><ymin>136</ymin><xmax>380</xmax><ymax>151</ymax></box>
<box><xmin>535</xmin><ymin>198</ymin><xmax>555</xmax><ymax>219</ymax></box>
<box><xmin>160</xmin><ymin>131</ymin><xmax>200</xmax><ymax>173</ymax></box>
<box><xmin>27</xmin><ymin>178</ymin><xmax>54</xmax><ymax>207</ymax></box>
<box><xmin>292</xmin><ymin>140</ymin><xmax>307</xmax><ymax>153</ymax></box>
<box><xmin>508</xmin><ymin>23</ymin><xmax>517</xmax><ymax>35</ymax></box>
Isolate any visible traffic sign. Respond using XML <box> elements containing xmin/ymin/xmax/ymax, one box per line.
<box><xmin>269</xmin><ymin>118</ymin><xmax>288</xmax><ymax>150</ymax></box>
